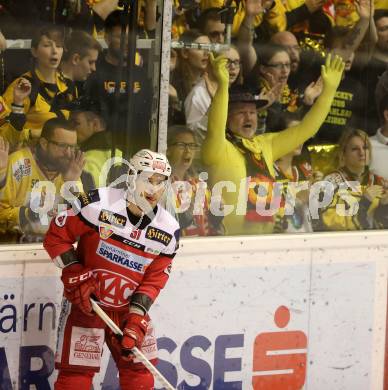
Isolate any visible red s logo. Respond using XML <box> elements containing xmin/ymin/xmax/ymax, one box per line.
<box><xmin>252</xmin><ymin>306</ymin><xmax>307</xmax><ymax>390</ymax></box>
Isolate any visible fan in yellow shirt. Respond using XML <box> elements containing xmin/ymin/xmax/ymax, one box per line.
<box><xmin>2</xmin><ymin>25</ymin><xmax>75</xmax><ymax>142</ymax></box>
<box><xmin>0</xmin><ymin>118</ymin><xmax>84</xmax><ymax>242</ymax></box>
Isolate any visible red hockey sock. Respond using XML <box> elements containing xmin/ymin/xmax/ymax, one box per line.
<box><xmin>55</xmin><ymin>371</ymin><xmax>94</xmax><ymax>390</ymax></box>
<box><xmin>119</xmin><ymin>367</ymin><xmax>154</xmax><ymax>390</ymax></box>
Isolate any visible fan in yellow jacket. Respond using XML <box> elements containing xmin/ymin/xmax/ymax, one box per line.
<box><xmin>202</xmin><ymin>53</ymin><xmax>345</xmax><ymax>236</ymax></box>
<box><xmin>0</xmin><ymin>96</ymin><xmax>11</xmax><ymax>121</ymax></box>
<box><xmin>0</xmin><ymin>118</ymin><xmax>84</xmax><ymax>241</ymax></box>
<box><xmin>0</xmin><ymin>78</ymin><xmax>36</xmax><ymax>148</ymax></box>
<box><xmin>3</xmin><ymin>70</ymin><xmax>74</xmax><ymax>139</ymax></box>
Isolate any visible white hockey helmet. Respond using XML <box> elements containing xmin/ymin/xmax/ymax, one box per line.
<box><xmin>129</xmin><ymin>149</ymin><xmax>172</xmax><ymax>178</ymax></box>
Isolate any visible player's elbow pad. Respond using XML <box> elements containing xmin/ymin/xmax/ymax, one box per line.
<box><xmin>130</xmin><ymin>293</ymin><xmax>153</xmax><ymax>315</ymax></box>
<box><xmin>53</xmin><ymin>248</ymin><xmax>80</xmax><ymax>269</ymax></box>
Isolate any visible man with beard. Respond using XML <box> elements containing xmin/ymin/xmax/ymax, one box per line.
<box><xmin>0</xmin><ymin>118</ymin><xmax>84</xmax><ymax>242</ymax></box>
<box><xmin>84</xmin><ymin>10</ymin><xmax>152</xmax><ymax>151</ymax></box>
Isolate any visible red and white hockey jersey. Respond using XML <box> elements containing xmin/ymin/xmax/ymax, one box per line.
<box><xmin>44</xmin><ymin>187</ymin><xmax>180</xmax><ymax>311</ymax></box>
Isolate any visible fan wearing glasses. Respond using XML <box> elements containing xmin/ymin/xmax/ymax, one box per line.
<box><xmin>249</xmin><ymin>44</ymin><xmax>293</xmax><ymax>110</ymax></box>
<box><xmin>248</xmin><ymin>43</ymin><xmax>323</xmax><ymax>131</ymax></box>
<box><xmin>0</xmin><ymin>118</ymin><xmax>84</xmax><ymax>242</ymax></box>
<box><xmin>167</xmin><ymin>125</ymin><xmax>224</xmax><ymax>237</ymax></box>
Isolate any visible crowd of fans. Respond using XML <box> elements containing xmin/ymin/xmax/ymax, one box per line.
<box><xmin>168</xmin><ymin>0</ymin><xmax>388</xmax><ymax>237</ymax></box>
<box><xmin>0</xmin><ymin>0</ymin><xmax>386</xmax><ymax>243</ymax></box>
<box><xmin>0</xmin><ymin>0</ymin><xmax>154</xmax><ymax>242</ymax></box>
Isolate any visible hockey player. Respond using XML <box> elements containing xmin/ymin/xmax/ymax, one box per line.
<box><xmin>43</xmin><ymin>149</ymin><xmax>180</xmax><ymax>390</ymax></box>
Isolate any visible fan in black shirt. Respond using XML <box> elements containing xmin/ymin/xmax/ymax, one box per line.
<box><xmin>84</xmin><ymin>10</ymin><xmax>152</xmax><ymax>151</ymax></box>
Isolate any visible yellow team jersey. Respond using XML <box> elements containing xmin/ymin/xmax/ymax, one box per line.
<box><xmin>0</xmin><ymin>147</ymin><xmax>66</xmax><ymax>233</ymax></box>
<box><xmin>0</xmin><ymin>96</ymin><xmax>11</xmax><ymax>121</ymax></box>
<box><xmin>320</xmin><ymin>169</ymin><xmax>384</xmax><ymax>230</ymax></box>
<box><xmin>2</xmin><ymin>69</ymin><xmax>72</xmax><ymax>140</ymax></box>
<box><xmin>0</xmin><ymin>122</ymin><xmax>31</xmax><ymax>150</ymax></box>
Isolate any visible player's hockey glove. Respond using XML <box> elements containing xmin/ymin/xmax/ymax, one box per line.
<box><xmin>61</xmin><ymin>263</ymin><xmax>100</xmax><ymax>316</ymax></box>
<box><xmin>121</xmin><ymin>313</ymin><xmax>149</xmax><ymax>353</ymax></box>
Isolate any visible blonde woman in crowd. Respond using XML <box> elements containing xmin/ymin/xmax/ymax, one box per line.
<box><xmin>319</xmin><ymin>128</ymin><xmax>388</xmax><ymax>231</ymax></box>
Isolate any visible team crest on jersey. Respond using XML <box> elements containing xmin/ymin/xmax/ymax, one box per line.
<box><xmin>93</xmin><ymin>268</ymin><xmax>138</xmax><ymax>308</ymax></box>
<box><xmin>55</xmin><ymin>212</ymin><xmax>67</xmax><ymax>227</ymax></box>
<box><xmin>76</xmin><ymin>189</ymin><xmax>100</xmax><ymax>209</ymax></box>
<box><xmin>145</xmin><ymin>226</ymin><xmax>172</xmax><ymax>246</ymax></box>
<box><xmin>12</xmin><ymin>158</ymin><xmax>31</xmax><ymax>182</ymax></box>
<box><xmin>98</xmin><ymin>209</ymin><xmax>127</xmax><ymax>228</ymax></box>
<box><xmin>99</xmin><ymin>224</ymin><xmax>114</xmax><ymax>240</ymax></box>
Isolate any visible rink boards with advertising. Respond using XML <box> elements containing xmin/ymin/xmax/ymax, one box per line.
<box><xmin>0</xmin><ymin>231</ymin><xmax>387</xmax><ymax>390</ymax></box>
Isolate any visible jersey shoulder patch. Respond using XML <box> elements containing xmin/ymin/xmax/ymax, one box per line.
<box><xmin>78</xmin><ymin>187</ymin><xmax>128</xmax><ymax>230</ymax></box>
<box><xmin>98</xmin><ymin>208</ymin><xmax>127</xmax><ymax>228</ymax></box>
<box><xmin>145</xmin><ymin>226</ymin><xmax>172</xmax><ymax>246</ymax></box>
<box><xmin>145</xmin><ymin>207</ymin><xmax>180</xmax><ymax>255</ymax></box>
<box><xmin>76</xmin><ymin>189</ymin><xmax>101</xmax><ymax>209</ymax></box>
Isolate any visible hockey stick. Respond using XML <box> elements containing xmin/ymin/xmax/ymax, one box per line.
<box><xmin>89</xmin><ymin>298</ymin><xmax>175</xmax><ymax>390</ymax></box>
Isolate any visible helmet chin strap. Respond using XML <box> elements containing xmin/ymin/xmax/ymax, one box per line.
<box><xmin>125</xmin><ymin>171</ymin><xmax>159</xmax><ymax>227</ymax></box>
